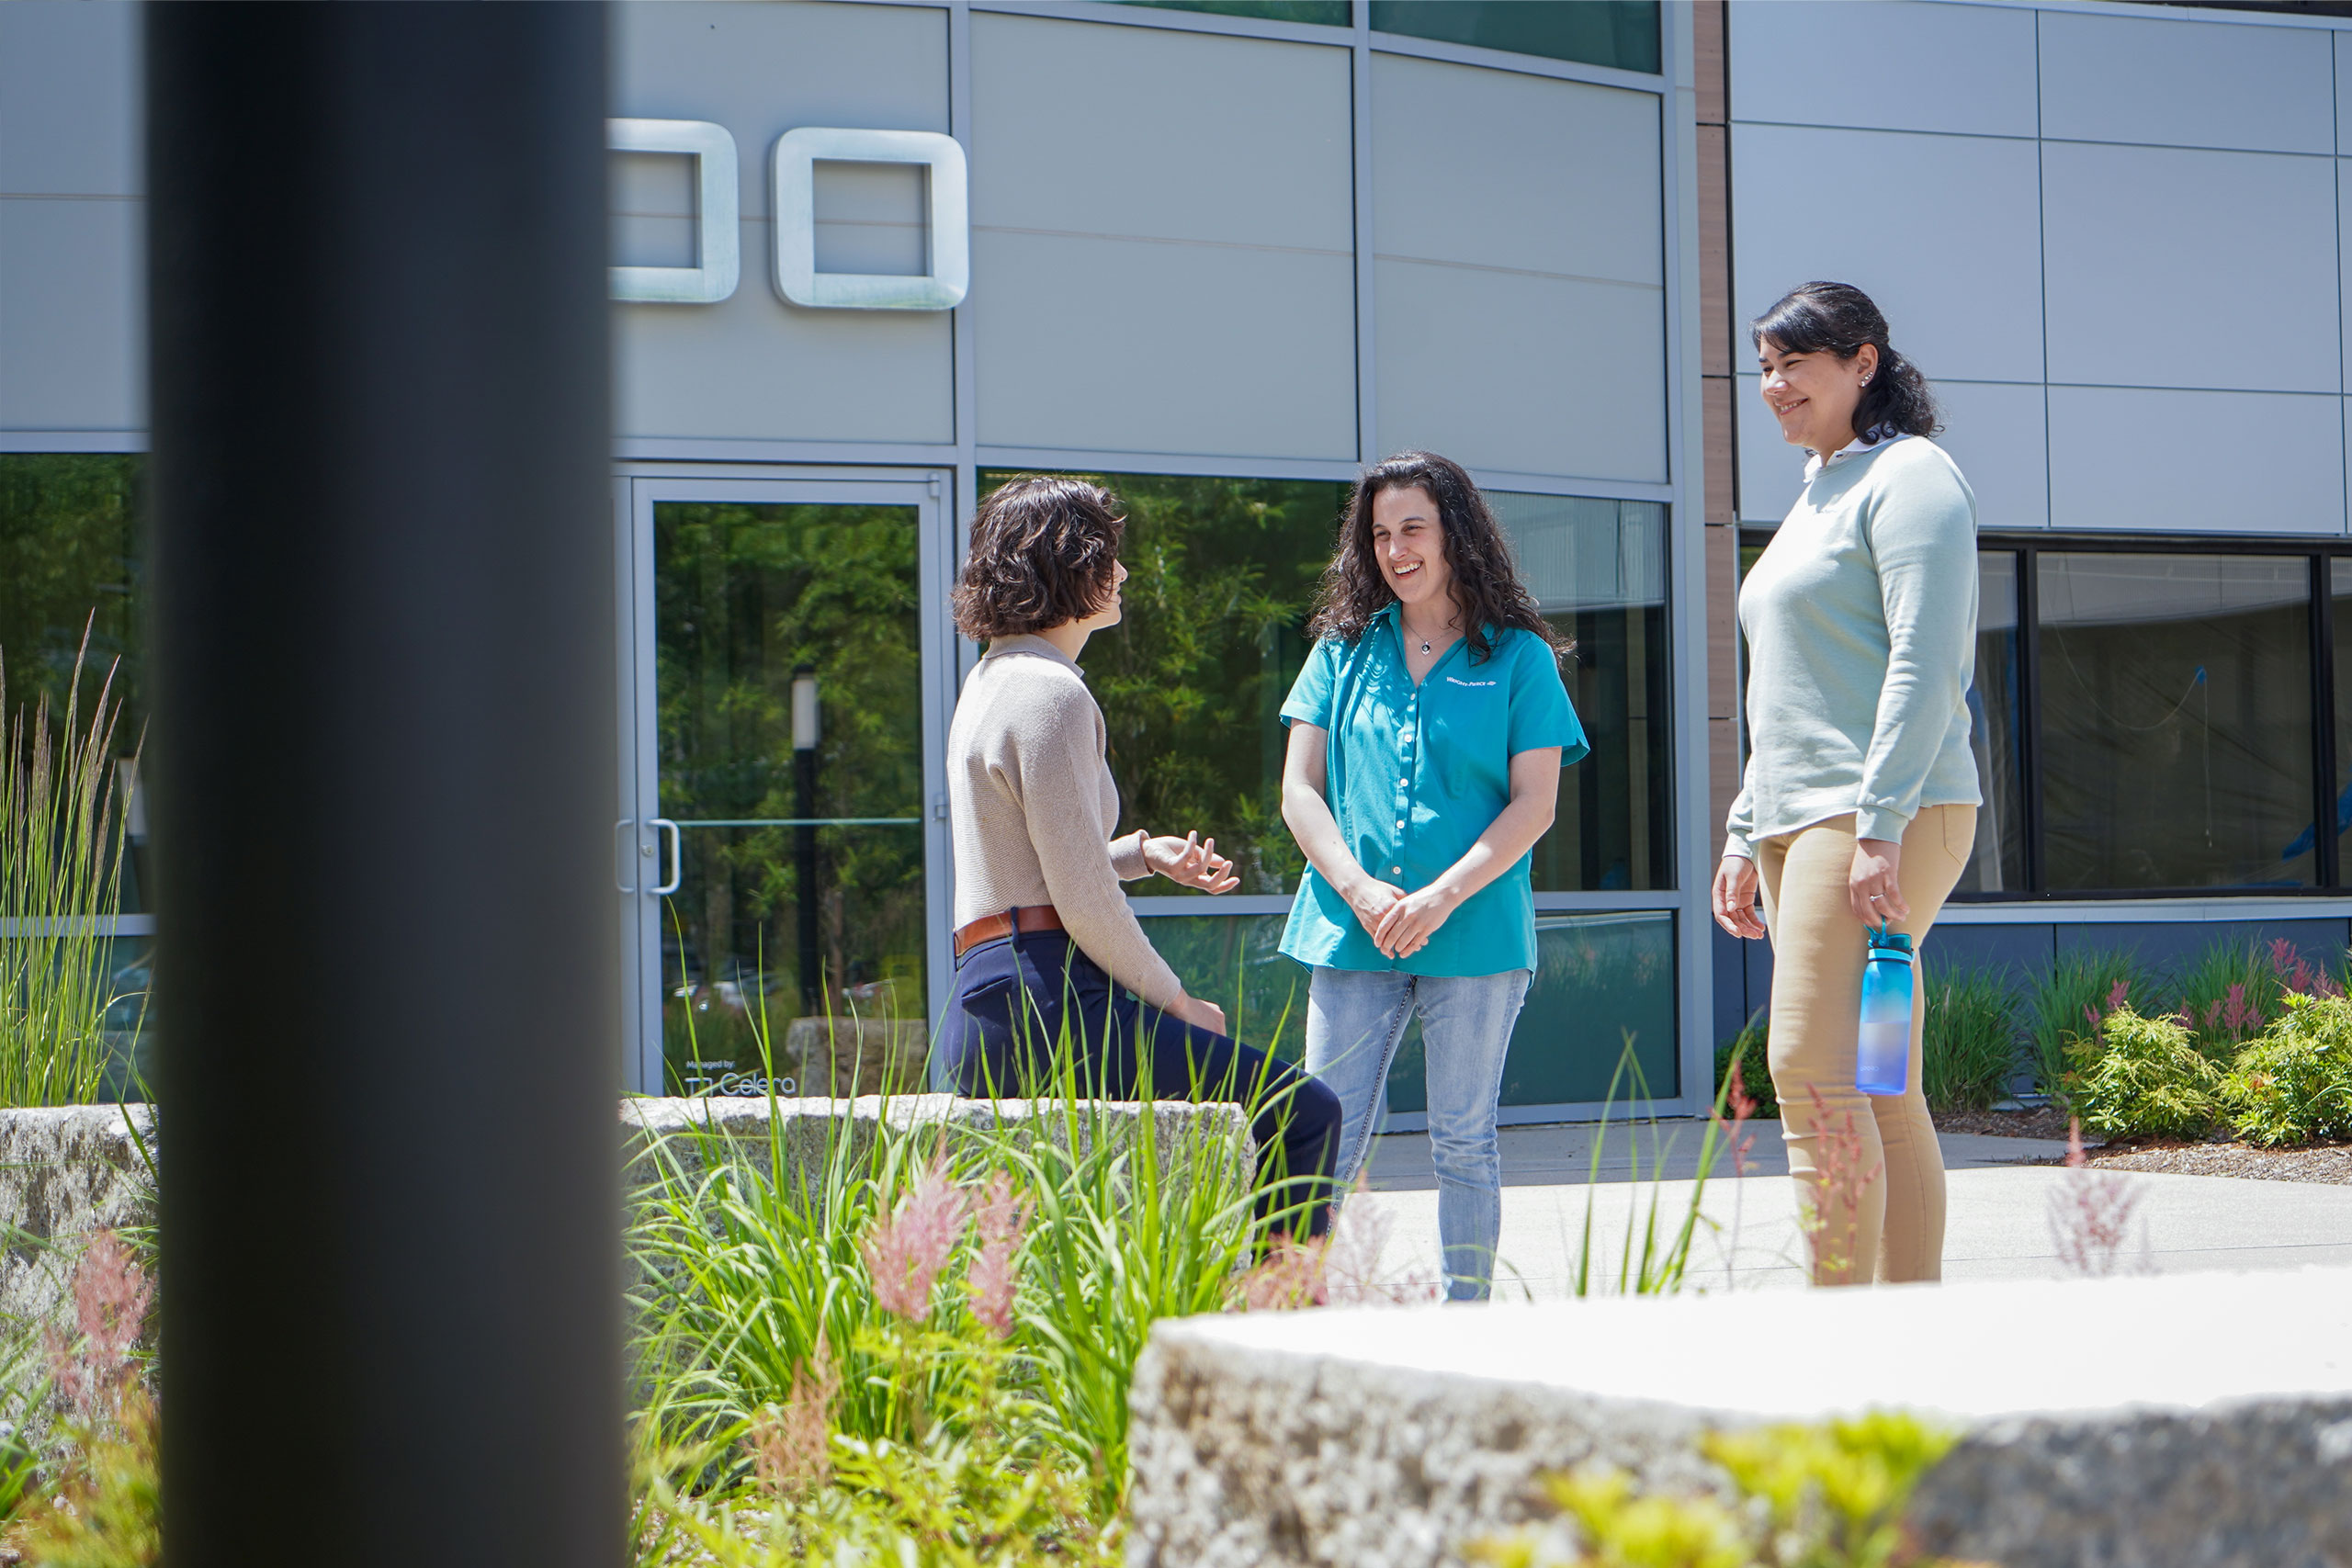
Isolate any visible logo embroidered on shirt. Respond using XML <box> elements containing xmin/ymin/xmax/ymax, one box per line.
<box><xmin>1443</xmin><ymin>676</ymin><xmax>1497</xmax><ymax>687</ymax></box>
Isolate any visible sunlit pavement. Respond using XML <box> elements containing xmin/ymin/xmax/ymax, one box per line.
<box><xmin>1354</xmin><ymin>1122</ymin><xmax>2352</xmax><ymax>1298</ymax></box>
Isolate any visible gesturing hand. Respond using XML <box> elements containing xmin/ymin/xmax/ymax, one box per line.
<box><xmin>1145</xmin><ymin>831</ymin><xmax>1240</xmax><ymax>894</ymax></box>
<box><xmin>1372</xmin><ymin>885</ymin><xmax>1459</xmax><ymax>960</ymax></box>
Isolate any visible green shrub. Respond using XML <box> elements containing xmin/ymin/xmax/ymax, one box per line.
<box><xmin>1713</xmin><ymin>1014</ymin><xmax>1776</xmax><ymax>1121</ymax></box>
<box><xmin>1921</xmin><ymin>966</ymin><xmax>2021</xmax><ymax>1112</ymax></box>
<box><xmin>2065</xmin><ymin>1003</ymin><xmax>2223</xmax><ymax>1140</ymax></box>
<box><xmin>2222</xmin><ymin>990</ymin><xmax>2352</xmax><ymax>1147</ymax></box>
<box><xmin>2026</xmin><ymin>947</ymin><xmax>2150</xmax><ymax>1111</ymax></box>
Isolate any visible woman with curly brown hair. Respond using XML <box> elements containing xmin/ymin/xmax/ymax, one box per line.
<box><xmin>1279</xmin><ymin>451</ymin><xmax>1586</xmax><ymax>1297</ymax></box>
<box><xmin>942</xmin><ymin>474</ymin><xmax>1340</xmax><ymax>1236</ymax></box>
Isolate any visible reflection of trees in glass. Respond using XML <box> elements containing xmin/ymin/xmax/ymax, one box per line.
<box><xmin>0</xmin><ymin>457</ymin><xmax>144</xmax><ymax>751</ymax></box>
<box><xmin>0</xmin><ymin>457</ymin><xmax>146</xmax><ymax>918</ymax></box>
<box><xmin>655</xmin><ymin>503</ymin><xmax>925</xmax><ymax>1043</ymax></box>
<box><xmin>981</xmin><ymin>471</ymin><xmax>1345</xmax><ymax>896</ymax></box>
<box><xmin>1492</xmin><ymin>494</ymin><xmax>1672</xmax><ymax>893</ymax></box>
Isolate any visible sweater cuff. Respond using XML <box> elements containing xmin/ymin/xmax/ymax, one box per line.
<box><xmin>1109</xmin><ymin>829</ymin><xmax>1152</xmax><ymax>881</ymax></box>
<box><xmin>1721</xmin><ymin>833</ymin><xmax>1755</xmax><ymax>863</ymax></box>
<box><xmin>1853</xmin><ymin>805</ymin><xmax>1909</xmax><ymax>844</ymax></box>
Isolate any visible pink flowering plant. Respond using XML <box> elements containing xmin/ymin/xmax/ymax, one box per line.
<box><xmin>624</xmin><ymin>1014</ymin><xmax>1289</xmax><ymax>1566</ymax></box>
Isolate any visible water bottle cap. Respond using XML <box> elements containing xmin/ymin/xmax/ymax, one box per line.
<box><xmin>1868</xmin><ymin>925</ymin><xmax>1913</xmax><ymax>955</ymax></box>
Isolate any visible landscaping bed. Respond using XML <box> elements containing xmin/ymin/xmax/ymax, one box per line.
<box><xmin>1933</xmin><ymin>1103</ymin><xmax>2352</xmax><ymax>1184</ymax></box>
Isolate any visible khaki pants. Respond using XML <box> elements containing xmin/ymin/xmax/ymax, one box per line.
<box><xmin>1756</xmin><ymin>805</ymin><xmax>1975</xmax><ymax>1286</ymax></box>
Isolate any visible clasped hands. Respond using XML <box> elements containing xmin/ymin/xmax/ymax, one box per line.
<box><xmin>1343</xmin><ymin>874</ymin><xmax>1455</xmax><ymax>960</ymax></box>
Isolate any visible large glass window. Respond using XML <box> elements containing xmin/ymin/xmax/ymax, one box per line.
<box><xmin>981</xmin><ymin>471</ymin><xmax>1347</xmax><ymax>896</ymax></box>
<box><xmin>1955</xmin><ymin>551</ymin><xmax>2026</xmax><ymax>894</ymax></box>
<box><xmin>1370</xmin><ymin>1</ymin><xmax>1661</xmax><ymax>74</ymax></box>
<box><xmin>989</xmin><ymin>471</ymin><xmax>1678</xmax><ymax>896</ymax></box>
<box><xmin>1148</xmin><ymin>908</ymin><xmax>1678</xmax><ymax>1105</ymax></box>
<box><xmin>1492</xmin><ymin>492</ymin><xmax>1673</xmax><ymax>891</ymax></box>
<box><xmin>2038</xmin><ymin>553</ymin><xmax>2314</xmax><ymax>891</ymax></box>
<box><xmin>1114</xmin><ymin>0</ymin><xmax>1351</xmax><ymax>23</ymax></box>
<box><xmin>2333</xmin><ymin>558</ymin><xmax>2352</xmax><ymax>876</ymax></box>
<box><xmin>0</xmin><ymin>456</ymin><xmax>152</xmax><ymax>1093</ymax></box>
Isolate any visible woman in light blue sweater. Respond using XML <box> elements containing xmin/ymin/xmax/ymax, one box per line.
<box><xmin>1710</xmin><ymin>281</ymin><xmax>1980</xmax><ymax>1287</ymax></box>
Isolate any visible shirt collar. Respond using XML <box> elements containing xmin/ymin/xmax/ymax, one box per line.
<box><xmin>1803</xmin><ymin>426</ymin><xmax>1906</xmax><ymax>482</ymax></box>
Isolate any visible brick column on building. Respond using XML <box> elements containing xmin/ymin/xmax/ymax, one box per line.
<box><xmin>1693</xmin><ymin>0</ymin><xmax>1741</xmax><ymax>861</ymax></box>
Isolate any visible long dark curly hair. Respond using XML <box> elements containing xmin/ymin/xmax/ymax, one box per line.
<box><xmin>1305</xmin><ymin>451</ymin><xmax>1568</xmax><ymax>667</ymax></box>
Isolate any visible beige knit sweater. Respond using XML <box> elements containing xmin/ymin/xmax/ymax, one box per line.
<box><xmin>947</xmin><ymin>636</ymin><xmax>1185</xmax><ymax>1010</ymax></box>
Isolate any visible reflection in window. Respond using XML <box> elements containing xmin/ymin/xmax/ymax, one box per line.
<box><xmin>1114</xmin><ymin>0</ymin><xmax>1351</xmax><ymax>22</ymax></box>
<box><xmin>1370</xmin><ymin>1</ymin><xmax>1661</xmax><ymax>73</ymax></box>
<box><xmin>982</xmin><ymin>471</ymin><xmax>1348</xmax><ymax>897</ymax></box>
<box><xmin>1493</xmin><ymin>493</ymin><xmax>1672</xmax><ymax>892</ymax></box>
<box><xmin>2332</xmin><ymin>558</ymin><xmax>2352</xmax><ymax>874</ymax></box>
<box><xmin>656</xmin><ymin>502</ymin><xmax>928</xmax><ymax>1079</ymax></box>
<box><xmin>2038</xmin><ymin>554</ymin><xmax>2314</xmax><ymax>891</ymax></box>
<box><xmin>1148</xmin><ymin>908</ymin><xmax>1677</xmax><ymax>1108</ymax></box>
<box><xmin>0</xmin><ymin>457</ymin><xmax>148</xmax><ymax>915</ymax></box>
<box><xmin>1954</xmin><ymin>552</ymin><xmax>2026</xmax><ymax>894</ymax></box>
<box><xmin>0</xmin><ymin>455</ymin><xmax>151</xmax><ymax>1091</ymax></box>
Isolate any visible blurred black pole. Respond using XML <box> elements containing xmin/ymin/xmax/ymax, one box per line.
<box><xmin>144</xmin><ymin>7</ymin><xmax>621</xmax><ymax>1568</ymax></box>
<box><xmin>792</xmin><ymin>664</ymin><xmax>820</xmax><ymax>1013</ymax></box>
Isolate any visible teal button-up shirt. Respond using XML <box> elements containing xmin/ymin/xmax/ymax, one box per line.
<box><xmin>1278</xmin><ymin>604</ymin><xmax>1588</xmax><ymax>976</ymax></box>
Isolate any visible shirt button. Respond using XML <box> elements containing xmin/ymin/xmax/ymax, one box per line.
<box><xmin>1395</xmin><ymin>819</ymin><xmax>1405</xmax><ymax>829</ymax></box>
<box><xmin>1391</xmin><ymin>865</ymin><xmax>1402</xmax><ymax>874</ymax></box>
<box><xmin>1398</xmin><ymin>776</ymin><xmax>1408</xmax><ymax>786</ymax></box>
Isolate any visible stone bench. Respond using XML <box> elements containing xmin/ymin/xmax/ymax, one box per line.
<box><xmin>620</xmin><ymin>1091</ymin><xmax>1254</xmax><ymax>1201</ymax></box>
<box><xmin>1126</xmin><ymin>1266</ymin><xmax>2352</xmax><ymax>1568</ymax></box>
<box><xmin>0</xmin><ymin>1095</ymin><xmax>1253</xmax><ymax>1336</ymax></box>
<box><xmin>0</xmin><ymin>1104</ymin><xmax>157</xmax><ymax>1336</ymax></box>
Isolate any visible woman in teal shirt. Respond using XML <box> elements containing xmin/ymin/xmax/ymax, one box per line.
<box><xmin>1280</xmin><ymin>451</ymin><xmax>1586</xmax><ymax>1298</ymax></box>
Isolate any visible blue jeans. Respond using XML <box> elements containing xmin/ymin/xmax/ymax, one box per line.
<box><xmin>942</xmin><ymin>929</ymin><xmax>1341</xmax><ymax>1236</ymax></box>
<box><xmin>1304</xmin><ymin>964</ymin><xmax>1532</xmax><ymax>1300</ymax></box>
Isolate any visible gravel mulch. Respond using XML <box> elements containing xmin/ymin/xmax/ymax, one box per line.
<box><xmin>1930</xmin><ymin>1107</ymin><xmax>2075</xmax><ymax>1141</ymax></box>
<box><xmin>2055</xmin><ymin>1140</ymin><xmax>2352</xmax><ymax>1185</ymax></box>
<box><xmin>1927</xmin><ymin>1108</ymin><xmax>2352</xmax><ymax>1184</ymax></box>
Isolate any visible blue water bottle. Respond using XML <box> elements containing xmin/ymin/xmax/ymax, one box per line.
<box><xmin>1857</xmin><ymin>925</ymin><xmax>1914</xmax><ymax>1096</ymax></box>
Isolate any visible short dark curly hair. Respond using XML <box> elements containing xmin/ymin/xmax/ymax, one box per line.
<box><xmin>954</xmin><ymin>476</ymin><xmax>1125</xmax><ymax>640</ymax></box>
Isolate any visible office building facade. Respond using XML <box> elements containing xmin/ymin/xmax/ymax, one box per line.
<box><xmin>3</xmin><ymin>0</ymin><xmax>2344</xmax><ymax>1117</ymax></box>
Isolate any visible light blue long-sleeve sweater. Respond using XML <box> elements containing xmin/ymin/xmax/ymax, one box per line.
<box><xmin>1725</xmin><ymin>434</ymin><xmax>1981</xmax><ymax>858</ymax></box>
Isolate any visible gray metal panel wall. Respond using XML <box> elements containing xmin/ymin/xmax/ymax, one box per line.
<box><xmin>1729</xmin><ymin>0</ymin><xmax>2352</xmax><ymax>536</ymax></box>
<box><xmin>608</xmin><ymin>1</ymin><xmax>954</xmax><ymax>446</ymax></box>
<box><xmin>1371</xmin><ymin>51</ymin><xmax>1667</xmax><ymax>481</ymax></box>
<box><xmin>967</xmin><ymin>13</ymin><xmax>1355</xmax><ymax>461</ymax></box>
<box><xmin>0</xmin><ymin>0</ymin><xmax>144</xmax><ymax>433</ymax></box>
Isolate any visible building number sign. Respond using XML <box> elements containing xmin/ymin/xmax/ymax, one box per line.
<box><xmin>606</xmin><ymin>119</ymin><xmax>969</xmax><ymax>311</ymax></box>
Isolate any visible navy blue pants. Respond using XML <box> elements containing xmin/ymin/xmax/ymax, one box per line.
<box><xmin>943</xmin><ymin>928</ymin><xmax>1340</xmax><ymax>1237</ymax></box>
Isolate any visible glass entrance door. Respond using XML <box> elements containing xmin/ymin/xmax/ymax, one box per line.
<box><xmin>621</xmin><ymin>476</ymin><xmax>951</xmax><ymax>1095</ymax></box>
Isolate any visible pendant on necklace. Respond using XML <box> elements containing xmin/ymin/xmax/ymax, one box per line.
<box><xmin>1419</xmin><ymin>639</ymin><xmax>1430</xmax><ymax>654</ymax></box>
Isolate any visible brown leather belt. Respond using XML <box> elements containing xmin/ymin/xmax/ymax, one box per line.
<box><xmin>954</xmin><ymin>904</ymin><xmax>1064</xmax><ymax>958</ymax></box>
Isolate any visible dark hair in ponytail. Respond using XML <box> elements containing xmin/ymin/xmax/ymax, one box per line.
<box><xmin>1750</xmin><ymin>281</ymin><xmax>1939</xmax><ymax>440</ymax></box>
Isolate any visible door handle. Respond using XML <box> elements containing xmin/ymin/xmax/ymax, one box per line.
<box><xmin>650</xmin><ymin>818</ymin><xmax>682</xmax><ymax>896</ymax></box>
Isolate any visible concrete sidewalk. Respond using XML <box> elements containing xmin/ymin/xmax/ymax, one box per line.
<box><xmin>1361</xmin><ymin>1115</ymin><xmax>2072</xmax><ymax>1189</ymax></box>
<box><xmin>1357</xmin><ymin>1122</ymin><xmax>2352</xmax><ymax>1295</ymax></box>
